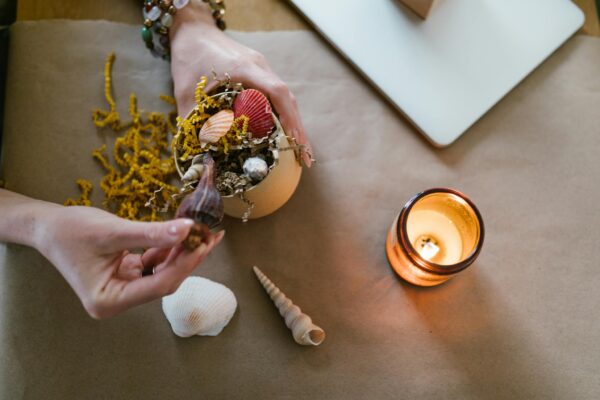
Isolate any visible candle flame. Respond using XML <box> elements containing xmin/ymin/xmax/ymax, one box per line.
<box><xmin>419</xmin><ymin>240</ymin><xmax>440</xmax><ymax>261</ymax></box>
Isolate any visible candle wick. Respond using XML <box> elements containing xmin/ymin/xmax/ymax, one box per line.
<box><xmin>419</xmin><ymin>238</ymin><xmax>440</xmax><ymax>261</ymax></box>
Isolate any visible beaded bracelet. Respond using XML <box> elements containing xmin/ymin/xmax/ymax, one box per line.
<box><xmin>142</xmin><ymin>0</ymin><xmax>227</xmax><ymax>61</ymax></box>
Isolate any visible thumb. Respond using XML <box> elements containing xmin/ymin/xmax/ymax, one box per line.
<box><xmin>110</xmin><ymin>218</ymin><xmax>196</xmax><ymax>250</ymax></box>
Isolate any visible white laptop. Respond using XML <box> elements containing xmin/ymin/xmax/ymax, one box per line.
<box><xmin>287</xmin><ymin>0</ymin><xmax>584</xmax><ymax>146</ymax></box>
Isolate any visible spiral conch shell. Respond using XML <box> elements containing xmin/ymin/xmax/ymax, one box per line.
<box><xmin>176</xmin><ymin>153</ymin><xmax>224</xmax><ymax>249</ymax></box>
<box><xmin>198</xmin><ymin>109</ymin><xmax>234</xmax><ymax>145</ymax></box>
<box><xmin>162</xmin><ymin>276</ymin><xmax>237</xmax><ymax>337</ymax></box>
<box><xmin>253</xmin><ymin>266</ymin><xmax>325</xmax><ymax>346</ymax></box>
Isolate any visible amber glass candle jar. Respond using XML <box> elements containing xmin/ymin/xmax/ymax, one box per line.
<box><xmin>386</xmin><ymin>188</ymin><xmax>484</xmax><ymax>287</ymax></box>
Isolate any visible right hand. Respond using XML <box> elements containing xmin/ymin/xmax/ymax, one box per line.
<box><xmin>35</xmin><ymin>205</ymin><xmax>224</xmax><ymax>319</ymax></box>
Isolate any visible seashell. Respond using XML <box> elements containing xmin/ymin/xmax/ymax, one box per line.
<box><xmin>243</xmin><ymin>157</ymin><xmax>269</xmax><ymax>182</ymax></box>
<box><xmin>162</xmin><ymin>276</ymin><xmax>237</xmax><ymax>337</ymax></box>
<box><xmin>233</xmin><ymin>89</ymin><xmax>275</xmax><ymax>139</ymax></box>
<box><xmin>182</xmin><ymin>164</ymin><xmax>204</xmax><ymax>184</ymax></box>
<box><xmin>176</xmin><ymin>153</ymin><xmax>224</xmax><ymax>249</ymax></box>
<box><xmin>191</xmin><ymin>154</ymin><xmax>204</xmax><ymax>165</ymax></box>
<box><xmin>253</xmin><ymin>266</ymin><xmax>325</xmax><ymax>346</ymax></box>
<box><xmin>198</xmin><ymin>109</ymin><xmax>234</xmax><ymax>145</ymax></box>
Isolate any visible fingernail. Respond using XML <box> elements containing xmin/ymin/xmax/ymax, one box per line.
<box><xmin>170</xmin><ymin>219</ymin><xmax>194</xmax><ymax>236</ymax></box>
<box><xmin>168</xmin><ymin>224</ymin><xmax>179</xmax><ymax>235</ymax></box>
<box><xmin>303</xmin><ymin>153</ymin><xmax>312</xmax><ymax>168</ymax></box>
<box><xmin>196</xmin><ymin>243</ymin><xmax>208</xmax><ymax>254</ymax></box>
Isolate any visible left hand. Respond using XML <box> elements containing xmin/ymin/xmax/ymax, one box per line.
<box><xmin>169</xmin><ymin>2</ymin><xmax>313</xmax><ymax>167</ymax></box>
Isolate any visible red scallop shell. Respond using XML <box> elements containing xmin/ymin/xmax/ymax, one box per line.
<box><xmin>233</xmin><ymin>89</ymin><xmax>275</xmax><ymax>139</ymax></box>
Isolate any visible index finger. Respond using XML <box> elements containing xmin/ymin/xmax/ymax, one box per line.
<box><xmin>110</xmin><ymin>231</ymin><xmax>225</xmax><ymax>313</ymax></box>
<box><xmin>237</xmin><ymin>66</ymin><xmax>313</xmax><ymax>167</ymax></box>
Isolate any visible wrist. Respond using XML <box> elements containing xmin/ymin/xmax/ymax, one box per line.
<box><xmin>29</xmin><ymin>202</ymin><xmax>63</xmax><ymax>254</ymax></box>
<box><xmin>170</xmin><ymin>1</ymin><xmax>219</xmax><ymax>40</ymax></box>
<box><xmin>0</xmin><ymin>189</ymin><xmax>61</xmax><ymax>250</ymax></box>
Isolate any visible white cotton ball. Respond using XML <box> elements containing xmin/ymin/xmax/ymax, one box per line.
<box><xmin>162</xmin><ymin>277</ymin><xmax>237</xmax><ymax>337</ymax></box>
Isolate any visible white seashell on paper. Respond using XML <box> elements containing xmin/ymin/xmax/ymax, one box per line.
<box><xmin>253</xmin><ymin>266</ymin><xmax>325</xmax><ymax>346</ymax></box>
<box><xmin>162</xmin><ymin>277</ymin><xmax>237</xmax><ymax>337</ymax></box>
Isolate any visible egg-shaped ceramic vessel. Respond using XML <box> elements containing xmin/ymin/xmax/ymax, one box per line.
<box><xmin>175</xmin><ymin>91</ymin><xmax>302</xmax><ymax>220</ymax></box>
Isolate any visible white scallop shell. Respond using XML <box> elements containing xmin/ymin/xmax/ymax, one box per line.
<box><xmin>162</xmin><ymin>277</ymin><xmax>237</xmax><ymax>337</ymax></box>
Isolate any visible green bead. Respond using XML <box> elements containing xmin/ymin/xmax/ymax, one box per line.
<box><xmin>141</xmin><ymin>26</ymin><xmax>152</xmax><ymax>43</ymax></box>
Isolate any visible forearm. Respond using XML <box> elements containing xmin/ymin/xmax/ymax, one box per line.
<box><xmin>0</xmin><ymin>189</ymin><xmax>59</xmax><ymax>248</ymax></box>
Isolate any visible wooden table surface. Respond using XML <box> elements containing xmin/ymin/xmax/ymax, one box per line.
<box><xmin>16</xmin><ymin>0</ymin><xmax>308</xmax><ymax>31</ymax></box>
<box><xmin>16</xmin><ymin>0</ymin><xmax>600</xmax><ymax>36</ymax></box>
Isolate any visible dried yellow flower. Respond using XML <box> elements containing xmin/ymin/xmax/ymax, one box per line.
<box><xmin>65</xmin><ymin>53</ymin><xmax>179</xmax><ymax>221</ymax></box>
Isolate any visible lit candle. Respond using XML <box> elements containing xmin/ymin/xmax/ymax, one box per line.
<box><xmin>386</xmin><ymin>188</ymin><xmax>484</xmax><ymax>286</ymax></box>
